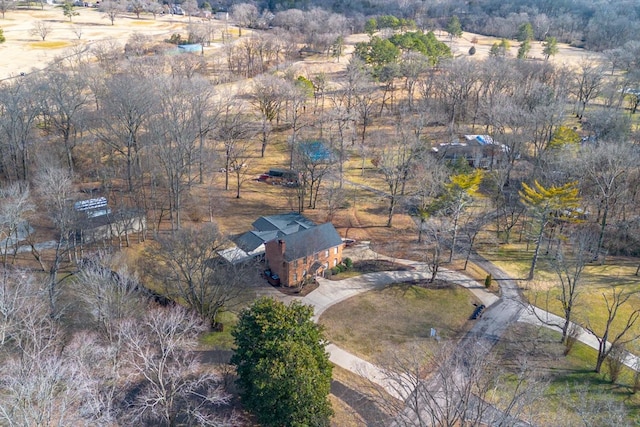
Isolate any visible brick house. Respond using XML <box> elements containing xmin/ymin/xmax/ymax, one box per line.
<box><xmin>264</xmin><ymin>222</ymin><xmax>344</xmax><ymax>287</ymax></box>
<box><xmin>431</xmin><ymin>135</ymin><xmax>508</xmax><ymax>169</ymax></box>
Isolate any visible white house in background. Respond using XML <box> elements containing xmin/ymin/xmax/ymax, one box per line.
<box><xmin>74</xmin><ymin>198</ymin><xmax>145</xmax><ymax>245</ymax></box>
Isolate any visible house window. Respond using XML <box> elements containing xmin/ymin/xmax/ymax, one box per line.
<box><xmin>333</xmin><ymin>259</ymin><xmax>338</xmax><ymax>267</ymax></box>
<box><xmin>303</xmin><ymin>269</ymin><xmax>307</xmax><ymax>277</ymax></box>
<box><xmin>314</xmin><ymin>253</ymin><xmax>319</xmax><ymax>261</ymax></box>
<box><xmin>334</xmin><ymin>247</ymin><xmax>338</xmax><ymax>254</ymax></box>
<box><xmin>293</xmin><ymin>273</ymin><xmax>297</xmax><ymax>282</ymax></box>
<box><xmin>324</xmin><ymin>263</ymin><xmax>329</xmax><ymax>270</ymax></box>
<box><xmin>325</xmin><ymin>250</ymin><xmax>329</xmax><ymax>258</ymax></box>
<box><xmin>293</xmin><ymin>259</ymin><xmax>298</xmax><ymax>268</ymax></box>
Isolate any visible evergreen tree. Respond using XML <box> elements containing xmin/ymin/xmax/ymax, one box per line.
<box><xmin>516</xmin><ymin>22</ymin><xmax>534</xmax><ymax>42</ymax></box>
<box><xmin>543</xmin><ymin>36</ymin><xmax>559</xmax><ymax>60</ymax></box>
<box><xmin>232</xmin><ymin>298</ymin><xmax>333</xmax><ymax>427</ymax></box>
<box><xmin>446</xmin><ymin>15</ymin><xmax>462</xmax><ymax>39</ymax></box>
<box><xmin>62</xmin><ymin>1</ymin><xmax>79</xmax><ymax>21</ymax></box>
<box><xmin>517</xmin><ymin>40</ymin><xmax>531</xmax><ymax>59</ymax></box>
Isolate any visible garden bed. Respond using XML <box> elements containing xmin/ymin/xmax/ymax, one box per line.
<box><xmin>328</xmin><ymin>259</ymin><xmax>414</xmax><ymax>280</ymax></box>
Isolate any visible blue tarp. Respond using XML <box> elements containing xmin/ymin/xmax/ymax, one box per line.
<box><xmin>177</xmin><ymin>44</ymin><xmax>202</xmax><ymax>53</ymax></box>
<box><xmin>299</xmin><ymin>141</ymin><xmax>334</xmax><ymax>162</ymax></box>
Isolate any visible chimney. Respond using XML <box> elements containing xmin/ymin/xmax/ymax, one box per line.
<box><xmin>278</xmin><ymin>239</ymin><xmax>286</xmax><ymax>255</ymax></box>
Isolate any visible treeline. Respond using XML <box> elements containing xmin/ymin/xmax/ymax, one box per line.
<box><xmin>222</xmin><ymin>0</ymin><xmax>640</xmax><ymax>51</ymax></box>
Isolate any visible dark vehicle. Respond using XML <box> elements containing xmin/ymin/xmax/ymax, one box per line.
<box><xmin>264</xmin><ymin>269</ymin><xmax>281</xmax><ymax>286</ymax></box>
<box><xmin>470</xmin><ymin>304</ymin><xmax>485</xmax><ymax>320</ymax></box>
<box><xmin>342</xmin><ymin>238</ymin><xmax>356</xmax><ymax>247</ymax></box>
<box><xmin>268</xmin><ymin>169</ymin><xmax>300</xmax><ymax>186</ymax></box>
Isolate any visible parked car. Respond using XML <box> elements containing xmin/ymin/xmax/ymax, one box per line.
<box><xmin>263</xmin><ymin>269</ymin><xmax>280</xmax><ymax>286</ymax></box>
<box><xmin>342</xmin><ymin>238</ymin><xmax>356</xmax><ymax>247</ymax></box>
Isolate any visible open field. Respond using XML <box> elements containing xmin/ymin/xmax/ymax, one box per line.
<box><xmin>477</xmin><ymin>242</ymin><xmax>640</xmax><ymax>340</ymax></box>
<box><xmin>319</xmin><ymin>283</ymin><xmax>479</xmax><ymax>363</ymax></box>
<box><xmin>496</xmin><ymin>324</ymin><xmax>640</xmax><ymax>424</ymax></box>
<box><xmin>0</xmin><ymin>6</ymin><xmax>603</xmax><ymax>81</ymax></box>
<box><xmin>0</xmin><ymin>6</ymin><xmax>206</xmax><ymax>79</ymax></box>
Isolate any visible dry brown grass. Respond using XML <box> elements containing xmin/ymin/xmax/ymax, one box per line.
<box><xmin>330</xmin><ymin>365</ymin><xmax>394</xmax><ymax>427</ymax></box>
<box><xmin>320</xmin><ymin>283</ymin><xmax>478</xmax><ymax>362</ymax></box>
<box><xmin>330</xmin><ymin>395</ymin><xmax>366</xmax><ymax>427</ymax></box>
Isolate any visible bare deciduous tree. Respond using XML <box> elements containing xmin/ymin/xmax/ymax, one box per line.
<box><xmin>119</xmin><ymin>306</ymin><xmax>235</xmax><ymax>426</ymax></box>
<box><xmin>145</xmin><ymin>223</ymin><xmax>255</xmax><ymax>326</ymax></box>
<box><xmin>526</xmin><ymin>229</ymin><xmax>597</xmax><ymax>345</ymax></box>
<box><xmin>250</xmin><ymin>74</ymin><xmax>288</xmax><ymax>157</ymax></box>
<box><xmin>372</xmin><ymin>124</ymin><xmax>422</xmax><ymax>227</ymax></box>
<box><xmin>372</xmin><ymin>343</ymin><xmax>543</xmax><ymax>427</ymax></box>
<box><xmin>573</xmin><ymin>59</ymin><xmax>606</xmax><ymax>119</ymax></box>
<box><xmin>30</xmin><ymin>20</ymin><xmax>53</xmax><ymax>41</ymax></box>
<box><xmin>585</xmin><ymin>288</ymin><xmax>640</xmax><ymax>373</ymax></box>
<box><xmin>216</xmin><ymin>99</ymin><xmax>256</xmax><ymax>195</ymax></box>
<box><xmin>38</xmin><ymin>69</ymin><xmax>89</xmax><ymax>172</ymax></box>
<box><xmin>31</xmin><ymin>163</ymin><xmax>76</xmax><ymax>316</ymax></box>
<box><xmin>96</xmin><ymin>73</ymin><xmax>156</xmax><ymax>192</ymax></box>
<box><xmin>576</xmin><ymin>142</ymin><xmax>638</xmax><ymax>257</ymax></box>
<box><xmin>230</xmin><ymin>3</ymin><xmax>258</xmax><ymax>37</ymax></box>
<box><xmin>100</xmin><ymin>0</ymin><xmax>124</xmax><ymax>25</ymax></box>
<box><xmin>0</xmin><ymin>182</ymin><xmax>33</xmax><ymax>267</ymax></box>
<box><xmin>147</xmin><ymin>78</ymin><xmax>203</xmax><ymax>230</ymax></box>
<box><xmin>0</xmin><ymin>273</ymin><xmax>91</xmax><ymax>426</ymax></box>
<box><xmin>0</xmin><ymin>0</ymin><xmax>16</xmax><ymax>19</ymax></box>
<box><xmin>0</xmin><ymin>77</ymin><xmax>42</xmax><ymax>182</ymax></box>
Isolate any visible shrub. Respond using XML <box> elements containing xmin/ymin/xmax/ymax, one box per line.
<box><xmin>606</xmin><ymin>345</ymin><xmax>625</xmax><ymax>383</ymax></box>
<box><xmin>563</xmin><ymin>324</ymin><xmax>580</xmax><ymax>356</ymax></box>
<box><xmin>343</xmin><ymin>257</ymin><xmax>353</xmax><ymax>269</ymax></box>
<box><xmin>165</xmin><ymin>33</ymin><xmax>185</xmax><ymax>45</ymax></box>
<box><xmin>484</xmin><ymin>274</ymin><xmax>492</xmax><ymax>288</ymax></box>
<box><xmin>330</xmin><ymin>267</ymin><xmax>340</xmax><ymax>275</ymax></box>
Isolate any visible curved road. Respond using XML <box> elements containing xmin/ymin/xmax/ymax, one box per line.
<box><xmin>256</xmin><ymin>243</ymin><xmax>639</xmax><ymax>426</ymax></box>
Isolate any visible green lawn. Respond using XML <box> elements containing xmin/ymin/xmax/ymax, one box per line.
<box><xmin>199</xmin><ymin>310</ymin><xmax>238</xmax><ymax>350</ymax></box>
<box><xmin>479</xmin><ymin>243</ymin><xmax>640</xmax><ymax>342</ymax></box>
<box><xmin>319</xmin><ymin>283</ymin><xmax>479</xmax><ymax>362</ymax></box>
<box><xmin>494</xmin><ymin>324</ymin><xmax>640</xmax><ymax>425</ymax></box>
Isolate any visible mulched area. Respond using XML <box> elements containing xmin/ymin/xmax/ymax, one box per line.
<box><xmin>395</xmin><ymin>278</ymin><xmax>455</xmax><ymax>289</ymax></box>
<box><xmin>328</xmin><ymin>259</ymin><xmax>414</xmax><ymax>281</ymax></box>
<box><xmin>354</xmin><ymin>259</ymin><xmax>415</xmax><ymax>273</ymax></box>
<box><xmin>270</xmin><ymin>280</ymin><xmax>319</xmax><ymax>297</ymax></box>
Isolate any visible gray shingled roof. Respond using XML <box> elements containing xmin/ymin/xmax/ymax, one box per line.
<box><xmin>235</xmin><ymin>230</ymin><xmax>280</xmax><ymax>252</ymax></box>
<box><xmin>279</xmin><ymin>223</ymin><xmax>343</xmax><ymax>262</ymax></box>
<box><xmin>251</xmin><ymin>213</ymin><xmax>315</xmax><ymax>233</ymax></box>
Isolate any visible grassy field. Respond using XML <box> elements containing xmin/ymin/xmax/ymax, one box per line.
<box><xmin>319</xmin><ymin>283</ymin><xmax>479</xmax><ymax>362</ymax></box>
<box><xmin>478</xmin><ymin>242</ymin><xmax>640</xmax><ymax>339</ymax></box>
<box><xmin>495</xmin><ymin>324</ymin><xmax>640</xmax><ymax>425</ymax></box>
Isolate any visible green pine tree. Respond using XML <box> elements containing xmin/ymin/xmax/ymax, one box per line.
<box><xmin>446</xmin><ymin>15</ymin><xmax>462</xmax><ymax>39</ymax></box>
<box><xmin>232</xmin><ymin>298</ymin><xmax>333</xmax><ymax>427</ymax></box>
<box><xmin>542</xmin><ymin>36</ymin><xmax>559</xmax><ymax>60</ymax></box>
